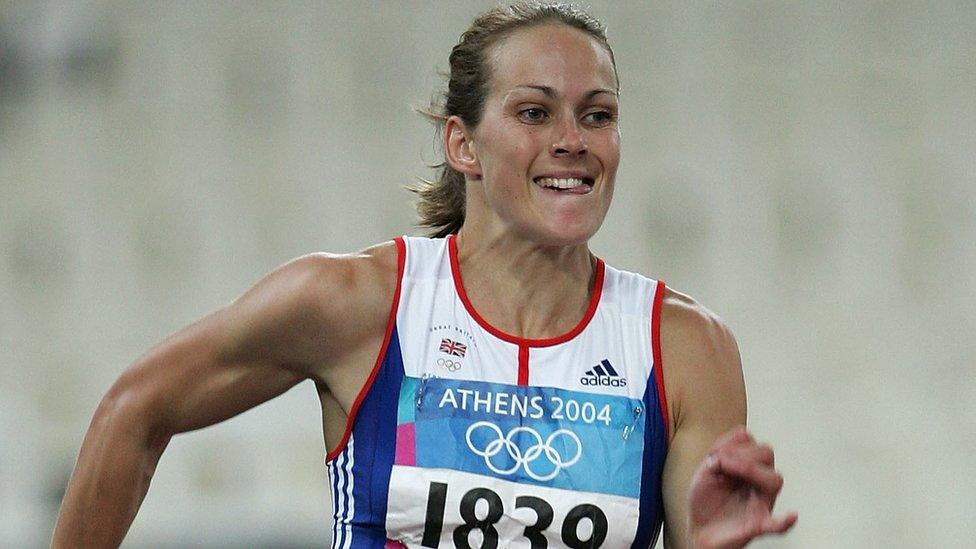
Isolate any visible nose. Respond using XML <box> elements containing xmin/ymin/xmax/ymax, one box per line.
<box><xmin>550</xmin><ymin>117</ymin><xmax>587</xmax><ymax>158</ymax></box>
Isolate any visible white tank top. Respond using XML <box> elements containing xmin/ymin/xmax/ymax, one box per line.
<box><xmin>326</xmin><ymin>235</ymin><xmax>669</xmax><ymax>548</ymax></box>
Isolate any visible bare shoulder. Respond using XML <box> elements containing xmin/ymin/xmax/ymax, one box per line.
<box><xmin>280</xmin><ymin>239</ymin><xmax>399</xmax><ymax>316</ymax></box>
<box><xmin>660</xmin><ymin>288</ymin><xmax>739</xmax><ymax>367</ymax></box>
<box><xmin>659</xmin><ymin>287</ymin><xmax>746</xmax><ymax>430</ymax></box>
<box><xmin>310</xmin><ymin>239</ymin><xmax>401</xmax><ymax>337</ymax></box>
<box><xmin>219</xmin><ymin>240</ymin><xmax>401</xmax><ymax>372</ymax></box>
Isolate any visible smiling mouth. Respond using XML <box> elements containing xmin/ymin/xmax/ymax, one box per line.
<box><xmin>533</xmin><ymin>177</ymin><xmax>595</xmax><ymax>193</ymax></box>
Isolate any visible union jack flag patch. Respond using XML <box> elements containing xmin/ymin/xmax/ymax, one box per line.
<box><xmin>439</xmin><ymin>338</ymin><xmax>467</xmax><ymax>357</ymax></box>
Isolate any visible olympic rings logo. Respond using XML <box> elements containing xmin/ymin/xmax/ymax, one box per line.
<box><xmin>437</xmin><ymin>358</ymin><xmax>462</xmax><ymax>372</ymax></box>
<box><xmin>465</xmin><ymin>421</ymin><xmax>582</xmax><ymax>481</ymax></box>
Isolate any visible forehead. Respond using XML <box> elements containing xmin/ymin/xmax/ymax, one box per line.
<box><xmin>487</xmin><ymin>23</ymin><xmax>617</xmax><ymax>97</ymax></box>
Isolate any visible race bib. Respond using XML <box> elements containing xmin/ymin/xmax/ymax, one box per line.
<box><xmin>386</xmin><ymin>376</ymin><xmax>646</xmax><ymax>548</ymax></box>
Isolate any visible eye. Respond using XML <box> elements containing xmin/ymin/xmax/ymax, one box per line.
<box><xmin>518</xmin><ymin>107</ymin><xmax>549</xmax><ymax>123</ymax></box>
<box><xmin>583</xmin><ymin>110</ymin><xmax>616</xmax><ymax>126</ymax></box>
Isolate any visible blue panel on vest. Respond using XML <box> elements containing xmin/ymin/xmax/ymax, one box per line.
<box><xmin>407</xmin><ymin>376</ymin><xmax>646</xmax><ymax>498</ymax></box>
<box><xmin>346</xmin><ymin>326</ymin><xmax>405</xmax><ymax>547</ymax></box>
<box><xmin>631</xmin><ymin>365</ymin><xmax>668</xmax><ymax>549</ymax></box>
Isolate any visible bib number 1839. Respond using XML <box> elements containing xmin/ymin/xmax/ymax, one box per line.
<box><xmin>421</xmin><ymin>481</ymin><xmax>608</xmax><ymax>548</ymax></box>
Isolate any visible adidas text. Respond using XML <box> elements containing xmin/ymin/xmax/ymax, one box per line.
<box><xmin>580</xmin><ymin>375</ymin><xmax>627</xmax><ymax>387</ymax></box>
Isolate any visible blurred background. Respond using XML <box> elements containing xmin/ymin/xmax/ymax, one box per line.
<box><xmin>1</xmin><ymin>1</ymin><xmax>974</xmax><ymax>547</ymax></box>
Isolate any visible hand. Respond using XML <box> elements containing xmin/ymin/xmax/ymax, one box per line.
<box><xmin>687</xmin><ymin>426</ymin><xmax>798</xmax><ymax>549</ymax></box>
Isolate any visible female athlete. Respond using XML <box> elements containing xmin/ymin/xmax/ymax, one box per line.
<box><xmin>53</xmin><ymin>2</ymin><xmax>796</xmax><ymax>547</ymax></box>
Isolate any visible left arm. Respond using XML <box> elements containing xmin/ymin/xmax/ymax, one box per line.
<box><xmin>658</xmin><ymin>290</ymin><xmax>796</xmax><ymax>549</ymax></box>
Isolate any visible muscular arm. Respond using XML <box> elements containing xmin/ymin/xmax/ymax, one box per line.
<box><xmin>52</xmin><ymin>246</ymin><xmax>396</xmax><ymax>547</ymax></box>
<box><xmin>660</xmin><ymin>290</ymin><xmax>747</xmax><ymax>549</ymax></box>
<box><xmin>658</xmin><ymin>290</ymin><xmax>795</xmax><ymax>549</ymax></box>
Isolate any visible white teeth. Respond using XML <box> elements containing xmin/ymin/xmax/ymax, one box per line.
<box><xmin>536</xmin><ymin>177</ymin><xmax>585</xmax><ymax>189</ymax></box>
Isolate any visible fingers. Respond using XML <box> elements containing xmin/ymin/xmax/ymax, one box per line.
<box><xmin>729</xmin><ymin>510</ymin><xmax>798</xmax><ymax>546</ymax></box>
<box><xmin>708</xmin><ymin>450</ymin><xmax>783</xmax><ymax>496</ymax></box>
<box><xmin>707</xmin><ymin>427</ymin><xmax>772</xmax><ymax>467</ymax></box>
<box><xmin>762</xmin><ymin>511</ymin><xmax>798</xmax><ymax>534</ymax></box>
<box><xmin>705</xmin><ymin>427</ymin><xmax>783</xmax><ymax>502</ymax></box>
<box><xmin>709</xmin><ymin>442</ymin><xmax>774</xmax><ymax>469</ymax></box>
<box><xmin>742</xmin><ymin>499</ymin><xmax>798</xmax><ymax>541</ymax></box>
<box><xmin>697</xmin><ymin>510</ymin><xmax>798</xmax><ymax>549</ymax></box>
<box><xmin>692</xmin><ymin>428</ymin><xmax>797</xmax><ymax>547</ymax></box>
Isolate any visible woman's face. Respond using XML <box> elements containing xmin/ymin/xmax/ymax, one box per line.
<box><xmin>463</xmin><ymin>23</ymin><xmax>620</xmax><ymax>246</ymax></box>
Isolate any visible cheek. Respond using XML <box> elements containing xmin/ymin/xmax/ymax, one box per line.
<box><xmin>601</xmin><ymin>133</ymin><xmax>621</xmax><ymax>163</ymax></box>
<box><xmin>489</xmin><ymin>143</ymin><xmax>535</xmax><ymax>179</ymax></box>
<box><xmin>601</xmin><ymin>153</ymin><xmax>621</xmax><ymax>180</ymax></box>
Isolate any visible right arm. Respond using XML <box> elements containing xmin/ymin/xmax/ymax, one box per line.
<box><xmin>51</xmin><ymin>246</ymin><xmax>397</xmax><ymax>547</ymax></box>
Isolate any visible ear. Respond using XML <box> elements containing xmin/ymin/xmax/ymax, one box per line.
<box><xmin>444</xmin><ymin>115</ymin><xmax>481</xmax><ymax>179</ymax></box>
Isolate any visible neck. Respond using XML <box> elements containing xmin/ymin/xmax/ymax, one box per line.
<box><xmin>452</xmin><ymin>227</ymin><xmax>598</xmax><ymax>340</ymax></box>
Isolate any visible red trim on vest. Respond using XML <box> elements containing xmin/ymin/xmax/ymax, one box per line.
<box><xmin>517</xmin><ymin>345</ymin><xmax>530</xmax><ymax>385</ymax></box>
<box><xmin>651</xmin><ymin>279</ymin><xmax>671</xmax><ymax>445</ymax></box>
<box><xmin>447</xmin><ymin>234</ymin><xmax>605</xmax><ymax>348</ymax></box>
<box><xmin>326</xmin><ymin>236</ymin><xmax>406</xmax><ymax>462</ymax></box>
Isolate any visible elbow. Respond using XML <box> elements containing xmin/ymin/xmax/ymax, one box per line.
<box><xmin>95</xmin><ymin>372</ymin><xmax>173</xmax><ymax>451</ymax></box>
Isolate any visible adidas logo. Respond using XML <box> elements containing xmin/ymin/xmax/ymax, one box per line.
<box><xmin>580</xmin><ymin>359</ymin><xmax>627</xmax><ymax>387</ymax></box>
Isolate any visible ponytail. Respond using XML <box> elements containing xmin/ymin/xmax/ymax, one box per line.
<box><xmin>411</xmin><ymin>164</ymin><xmax>466</xmax><ymax>238</ymax></box>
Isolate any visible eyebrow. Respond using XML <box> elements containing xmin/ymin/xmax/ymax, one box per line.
<box><xmin>510</xmin><ymin>84</ymin><xmax>618</xmax><ymax>100</ymax></box>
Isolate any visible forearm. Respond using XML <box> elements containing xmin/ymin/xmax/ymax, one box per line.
<box><xmin>52</xmin><ymin>396</ymin><xmax>170</xmax><ymax>548</ymax></box>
